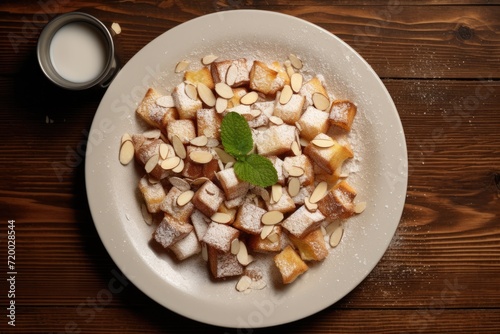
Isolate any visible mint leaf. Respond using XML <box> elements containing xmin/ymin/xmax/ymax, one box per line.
<box><xmin>221</xmin><ymin>112</ymin><xmax>278</xmax><ymax>187</ymax></box>
<box><xmin>234</xmin><ymin>154</ymin><xmax>278</xmax><ymax>188</ymax></box>
<box><xmin>221</xmin><ymin>112</ymin><xmax>253</xmax><ymax>157</ymax></box>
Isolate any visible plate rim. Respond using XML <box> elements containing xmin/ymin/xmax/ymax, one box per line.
<box><xmin>85</xmin><ymin>9</ymin><xmax>408</xmax><ymax>328</ymax></box>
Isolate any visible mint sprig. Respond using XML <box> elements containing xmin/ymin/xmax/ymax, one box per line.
<box><xmin>220</xmin><ymin>111</ymin><xmax>253</xmax><ymax>158</ymax></box>
<box><xmin>221</xmin><ymin>112</ymin><xmax>278</xmax><ymax>187</ymax></box>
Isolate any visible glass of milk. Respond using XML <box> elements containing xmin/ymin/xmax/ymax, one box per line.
<box><xmin>37</xmin><ymin>12</ymin><xmax>118</xmax><ymax>90</ymax></box>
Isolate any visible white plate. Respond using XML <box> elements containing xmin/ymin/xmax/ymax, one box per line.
<box><xmin>85</xmin><ymin>10</ymin><xmax>407</xmax><ymax>328</ymax></box>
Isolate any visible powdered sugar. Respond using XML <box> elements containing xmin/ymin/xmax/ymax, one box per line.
<box><xmin>202</xmin><ymin>222</ymin><xmax>239</xmax><ymax>253</ymax></box>
<box><xmin>131</xmin><ymin>50</ymin><xmax>368</xmax><ymax>293</ymax></box>
<box><xmin>281</xmin><ymin>205</ymin><xmax>326</xmax><ymax>238</ymax></box>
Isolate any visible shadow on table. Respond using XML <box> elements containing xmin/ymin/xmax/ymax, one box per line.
<box><xmin>13</xmin><ymin>51</ymin><xmax>107</xmax><ymax>124</ymax></box>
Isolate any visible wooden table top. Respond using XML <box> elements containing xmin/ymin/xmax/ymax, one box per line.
<box><xmin>1</xmin><ymin>1</ymin><xmax>499</xmax><ymax>333</ymax></box>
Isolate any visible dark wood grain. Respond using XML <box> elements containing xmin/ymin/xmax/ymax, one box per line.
<box><xmin>1</xmin><ymin>4</ymin><xmax>499</xmax><ymax>78</ymax></box>
<box><xmin>8</xmin><ymin>307</ymin><xmax>500</xmax><ymax>333</ymax></box>
<box><xmin>0</xmin><ymin>0</ymin><xmax>499</xmax><ymax>333</ymax></box>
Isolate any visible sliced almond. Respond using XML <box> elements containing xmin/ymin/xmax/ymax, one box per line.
<box><xmin>206</xmin><ymin>138</ymin><xmax>220</xmax><ymax>148</ymax></box>
<box><xmin>148</xmin><ymin>176</ymin><xmax>160</xmax><ymax>184</ymax></box>
<box><xmin>215</xmin><ymin>82</ymin><xmax>234</xmax><ymax>99</ymax></box>
<box><xmin>143</xmin><ymin>129</ymin><xmax>161</xmax><ymax>139</ymax></box>
<box><xmin>237</xmin><ymin>241</ymin><xmax>253</xmax><ymax>266</ymax></box>
<box><xmin>260</xmin><ymin>225</ymin><xmax>274</xmax><ymax>240</ymax></box>
<box><xmin>250</xmin><ymin>109</ymin><xmax>262</xmax><ymax>118</ymax></box>
<box><xmin>226</xmin><ymin>64</ymin><xmax>238</xmax><ymax>86</ymax></box>
<box><xmin>237</xmin><ymin>275</ymin><xmax>253</xmax><ymax>290</ymax></box>
<box><xmin>261</xmin><ymin>189</ymin><xmax>271</xmax><ymax>202</ymax></box>
<box><xmin>190</xmin><ymin>177</ymin><xmax>209</xmax><ymax>187</ymax></box>
<box><xmin>172</xmin><ymin>158</ymin><xmax>185</xmax><ymax>173</ymax></box>
<box><xmin>290</xmin><ymin>73</ymin><xmax>303</xmax><ymax>93</ymax></box>
<box><xmin>239</xmin><ymin>254</ymin><xmax>254</xmax><ymax>267</ymax></box>
<box><xmin>167</xmin><ymin>144</ymin><xmax>176</xmax><ymax>158</ymax></box>
<box><xmin>253</xmin><ymin>187</ymin><xmax>270</xmax><ymax>202</ymax></box>
<box><xmin>295</xmin><ymin>130</ymin><xmax>302</xmax><ymax>146</ymax></box>
<box><xmin>271</xmin><ymin>184</ymin><xmax>283</xmax><ymax>203</ymax></box>
<box><xmin>213</xmin><ymin>147</ymin><xmax>236</xmax><ymax>163</ymax></box>
<box><xmin>240</xmin><ymin>253</ymin><xmax>254</xmax><ymax>267</ymax></box>
<box><xmin>284</xmin><ymin>60</ymin><xmax>295</xmax><ymax>79</ymax></box>
<box><xmin>236</xmin><ymin>275</ymin><xmax>252</xmax><ymax>292</ymax></box>
<box><xmin>185</xmin><ymin>83</ymin><xmax>198</xmax><ymax>100</ymax></box>
<box><xmin>288</xmin><ymin>177</ymin><xmax>301</xmax><ymax>197</ymax></box>
<box><xmin>312</xmin><ymin>92</ymin><xmax>330</xmax><ymax>111</ymax></box>
<box><xmin>230</xmin><ymin>238</ymin><xmax>240</xmax><ymax>255</ymax></box>
<box><xmin>300</xmin><ymin>138</ymin><xmax>310</xmax><ymax>147</ymax></box>
<box><xmin>294</xmin><ymin>121</ymin><xmax>303</xmax><ymax>132</ymax></box>
<box><xmin>119</xmin><ymin>140</ymin><xmax>135</xmax><ymax>165</ymax></box>
<box><xmin>218</xmin><ymin>159</ymin><xmax>225</xmax><ymax>171</ymax></box>
<box><xmin>202</xmin><ymin>54</ymin><xmax>218</xmax><ymax>65</ymax></box>
<box><xmin>211</xmin><ymin>212</ymin><xmax>231</xmax><ymax>224</ymax></box>
<box><xmin>269</xmin><ymin>115</ymin><xmax>284</xmax><ymax>125</ymax></box>
<box><xmin>329</xmin><ymin>224</ymin><xmax>344</xmax><ymax>248</ymax></box>
<box><xmin>240</xmin><ymin>91</ymin><xmax>259</xmax><ymax>105</ymax></box>
<box><xmin>261</xmin><ymin>211</ymin><xmax>284</xmax><ymax>225</ymax></box>
<box><xmin>172</xmin><ymin>135</ymin><xmax>186</xmax><ymax>159</ymax></box>
<box><xmin>288</xmin><ymin>166</ymin><xmax>304</xmax><ymax>177</ymax></box>
<box><xmin>190</xmin><ymin>150</ymin><xmax>213</xmax><ymax>164</ymax></box>
<box><xmin>175</xmin><ymin>60</ymin><xmax>190</xmax><ymax>73</ymax></box>
<box><xmin>190</xmin><ymin>135</ymin><xmax>208</xmax><ymax>147</ymax></box>
<box><xmin>156</xmin><ymin>95</ymin><xmax>175</xmax><ymax>108</ymax></box>
<box><xmin>159</xmin><ymin>143</ymin><xmax>170</xmax><ymax>159</ymax></box>
<box><xmin>121</xmin><ymin>133</ymin><xmax>132</xmax><ymax>144</ymax></box>
<box><xmin>169</xmin><ymin>176</ymin><xmax>190</xmax><ymax>191</ymax></box>
<box><xmin>311</xmin><ymin>137</ymin><xmax>335</xmax><ymax>148</ymax></box>
<box><xmin>279</xmin><ymin>85</ymin><xmax>293</xmax><ymax>105</ymax></box>
<box><xmin>339</xmin><ymin>170</ymin><xmax>350</xmax><ymax>178</ymax></box>
<box><xmin>161</xmin><ymin>156</ymin><xmax>181</xmax><ymax>170</ymax></box>
<box><xmin>197</xmin><ymin>83</ymin><xmax>216</xmax><ymax>107</ymax></box>
<box><xmin>250</xmin><ymin>279</ymin><xmax>267</xmax><ymax>290</ymax></box>
<box><xmin>141</xmin><ymin>203</ymin><xmax>153</xmax><ymax>225</ymax></box>
<box><xmin>310</xmin><ymin>181</ymin><xmax>328</xmax><ymax>204</ymax></box>
<box><xmin>203</xmin><ymin>129</ymin><xmax>213</xmax><ymax>138</ymax></box>
<box><xmin>215</xmin><ymin>97</ymin><xmax>228</xmax><ymax>114</ymax></box>
<box><xmin>289</xmin><ymin>54</ymin><xmax>303</xmax><ymax>70</ymax></box>
<box><xmin>111</xmin><ymin>22</ymin><xmax>122</xmax><ymax>35</ymax></box>
<box><xmin>326</xmin><ymin>222</ymin><xmax>340</xmax><ymax>237</ymax></box>
<box><xmin>354</xmin><ymin>201</ymin><xmax>367</xmax><ymax>214</ymax></box>
<box><xmin>291</xmin><ymin>141</ymin><xmax>301</xmax><ymax>156</ymax></box>
<box><xmin>267</xmin><ymin>232</ymin><xmax>279</xmax><ymax>243</ymax></box>
<box><xmin>145</xmin><ymin>154</ymin><xmax>159</xmax><ymax>173</ymax></box>
<box><xmin>304</xmin><ymin>196</ymin><xmax>318</xmax><ymax>212</ymax></box>
<box><xmin>177</xmin><ymin>190</ymin><xmax>194</xmax><ymax>207</ymax></box>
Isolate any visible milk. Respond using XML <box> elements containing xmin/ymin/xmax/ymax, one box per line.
<box><xmin>49</xmin><ymin>21</ymin><xmax>108</xmax><ymax>83</ymax></box>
